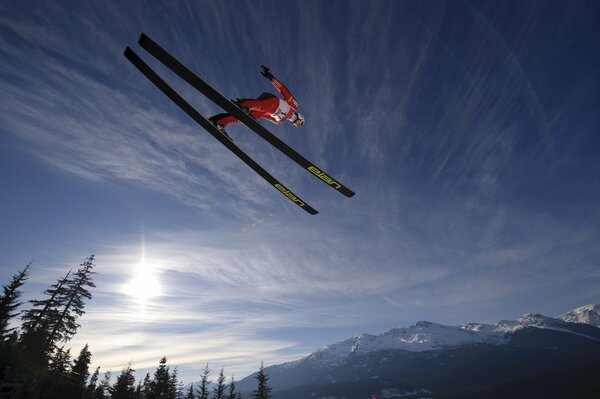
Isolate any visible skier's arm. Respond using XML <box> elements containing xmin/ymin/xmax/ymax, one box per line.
<box><xmin>272</xmin><ymin>78</ymin><xmax>299</xmax><ymax>110</ymax></box>
<box><xmin>261</xmin><ymin>65</ymin><xmax>299</xmax><ymax>110</ymax></box>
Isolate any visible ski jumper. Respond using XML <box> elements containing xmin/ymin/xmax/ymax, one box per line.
<box><xmin>212</xmin><ymin>78</ymin><xmax>299</xmax><ymax>127</ymax></box>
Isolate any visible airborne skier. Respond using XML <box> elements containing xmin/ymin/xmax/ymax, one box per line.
<box><xmin>124</xmin><ymin>33</ymin><xmax>354</xmax><ymax>214</ymax></box>
<box><xmin>209</xmin><ymin>66</ymin><xmax>305</xmax><ymax>140</ymax></box>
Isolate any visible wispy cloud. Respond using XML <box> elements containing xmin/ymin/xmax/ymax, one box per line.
<box><xmin>2</xmin><ymin>0</ymin><xmax>600</xmax><ymax>386</ymax></box>
<box><xmin>0</xmin><ymin>5</ymin><xmax>305</xmax><ymax>220</ymax></box>
<box><xmin>55</xmin><ymin>199</ymin><xmax>597</xmax><ymax>381</ymax></box>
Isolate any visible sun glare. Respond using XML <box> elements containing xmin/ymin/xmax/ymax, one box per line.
<box><xmin>126</xmin><ymin>261</ymin><xmax>161</xmax><ymax>304</ymax></box>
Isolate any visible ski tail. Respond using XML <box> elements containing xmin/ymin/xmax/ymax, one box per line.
<box><xmin>137</xmin><ymin>33</ymin><xmax>355</xmax><ymax>198</ymax></box>
<box><xmin>123</xmin><ymin>47</ymin><xmax>318</xmax><ymax>215</ymax></box>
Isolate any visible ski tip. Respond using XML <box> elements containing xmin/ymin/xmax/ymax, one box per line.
<box><xmin>306</xmin><ymin>208</ymin><xmax>319</xmax><ymax>215</ymax></box>
<box><xmin>123</xmin><ymin>47</ymin><xmax>134</xmax><ymax>58</ymax></box>
<box><xmin>138</xmin><ymin>32</ymin><xmax>150</xmax><ymax>46</ymax></box>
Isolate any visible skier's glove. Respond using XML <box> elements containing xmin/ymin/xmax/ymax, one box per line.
<box><xmin>261</xmin><ymin>65</ymin><xmax>275</xmax><ymax>81</ymax></box>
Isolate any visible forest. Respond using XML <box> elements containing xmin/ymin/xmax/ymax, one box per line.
<box><xmin>0</xmin><ymin>256</ymin><xmax>272</xmax><ymax>399</ymax></box>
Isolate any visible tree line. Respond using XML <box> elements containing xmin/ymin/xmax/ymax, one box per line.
<box><xmin>0</xmin><ymin>257</ymin><xmax>273</xmax><ymax>399</ymax></box>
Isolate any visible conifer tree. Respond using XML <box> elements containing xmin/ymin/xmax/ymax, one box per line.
<box><xmin>86</xmin><ymin>366</ymin><xmax>101</xmax><ymax>399</ymax></box>
<box><xmin>45</xmin><ymin>255</ymin><xmax>96</xmax><ymax>348</ymax></box>
<box><xmin>95</xmin><ymin>371</ymin><xmax>112</xmax><ymax>399</ymax></box>
<box><xmin>0</xmin><ymin>262</ymin><xmax>31</xmax><ymax>343</ymax></box>
<box><xmin>170</xmin><ymin>367</ymin><xmax>183</xmax><ymax>397</ymax></box>
<box><xmin>226</xmin><ymin>375</ymin><xmax>237</xmax><ymax>399</ymax></box>
<box><xmin>197</xmin><ymin>364</ymin><xmax>211</xmax><ymax>399</ymax></box>
<box><xmin>43</xmin><ymin>346</ymin><xmax>72</xmax><ymax>399</ymax></box>
<box><xmin>136</xmin><ymin>373</ymin><xmax>152</xmax><ymax>399</ymax></box>
<box><xmin>111</xmin><ymin>363</ymin><xmax>136</xmax><ymax>399</ymax></box>
<box><xmin>213</xmin><ymin>368</ymin><xmax>226</xmax><ymax>399</ymax></box>
<box><xmin>252</xmin><ymin>362</ymin><xmax>271</xmax><ymax>399</ymax></box>
<box><xmin>19</xmin><ymin>269</ymin><xmax>71</xmax><ymax>365</ymax></box>
<box><xmin>186</xmin><ymin>383</ymin><xmax>195</xmax><ymax>399</ymax></box>
<box><xmin>20</xmin><ymin>270</ymin><xmax>70</xmax><ymax>333</ymax></box>
<box><xmin>149</xmin><ymin>357</ymin><xmax>179</xmax><ymax>399</ymax></box>
<box><xmin>134</xmin><ymin>382</ymin><xmax>142</xmax><ymax>399</ymax></box>
<box><xmin>48</xmin><ymin>346</ymin><xmax>71</xmax><ymax>374</ymax></box>
<box><xmin>20</xmin><ymin>255</ymin><xmax>96</xmax><ymax>368</ymax></box>
<box><xmin>71</xmin><ymin>344</ymin><xmax>92</xmax><ymax>389</ymax></box>
<box><xmin>150</xmin><ymin>356</ymin><xmax>170</xmax><ymax>398</ymax></box>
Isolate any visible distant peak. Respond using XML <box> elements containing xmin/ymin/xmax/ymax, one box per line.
<box><xmin>518</xmin><ymin>313</ymin><xmax>546</xmax><ymax>322</ymax></box>
<box><xmin>414</xmin><ymin>320</ymin><xmax>445</xmax><ymax>328</ymax></box>
<box><xmin>571</xmin><ymin>304</ymin><xmax>600</xmax><ymax>312</ymax></box>
<box><xmin>415</xmin><ymin>321</ymin><xmax>432</xmax><ymax>328</ymax></box>
<box><xmin>305</xmin><ymin>303</ymin><xmax>600</xmax><ymax>366</ymax></box>
<box><xmin>557</xmin><ymin>303</ymin><xmax>600</xmax><ymax>327</ymax></box>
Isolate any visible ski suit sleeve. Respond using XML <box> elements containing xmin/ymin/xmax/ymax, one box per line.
<box><xmin>271</xmin><ymin>78</ymin><xmax>299</xmax><ymax>111</ymax></box>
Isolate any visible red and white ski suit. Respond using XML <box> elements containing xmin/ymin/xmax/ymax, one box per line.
<box><xmin>212</xmin><ymin>77</ymin><xmax>299</xmax><ymax>127</ymax></box>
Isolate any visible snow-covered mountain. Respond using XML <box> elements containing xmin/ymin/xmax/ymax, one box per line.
<box><xmin>304</xmin><ymin>306</ymin><xmax>600</xmax><ymax>365</ymax></box>
<box><xmin>237</xmin><ymin>303</ymin><xmax>600</xmax><ymax>398</ymax></box>
<box><xmin>307</xmin><ymin>321</ymin><xmax>504</xmax><ymax>364</ymax></box>
<box><xmin>557</xmin><ymin>304</ymin><xmax>600</xmax><ymax>327</ymax></box>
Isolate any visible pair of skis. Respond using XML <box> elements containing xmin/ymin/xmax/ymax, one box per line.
<box><xmin>124</xmin><ymin>33</ymin><xmax>354</xmax><ymax>214</ymax></box>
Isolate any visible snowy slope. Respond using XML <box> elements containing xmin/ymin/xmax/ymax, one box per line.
<box><xmin>307</xmin><ymin>321</ymin><xmax>506</xmax><ymax>364</ymax></box>
<box><xmin>237</xmin><ymin>304</ymin><xmax>600</xmax><ymax>394</ymax></box>
<box><xmin>305</xmin><ymin>304</ymin><xmax>600</xmax><ymax>364</ymax></box>
<box><xmin>557</xmin><ymin>304</ymin><xmax>600</xmax><ymax>327</ymax></box>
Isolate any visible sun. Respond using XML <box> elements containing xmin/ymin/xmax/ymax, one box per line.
<box><xmin>125</xmin><ymin>260</ymin><xmax>161</xmax><ymax>303</ymax></box>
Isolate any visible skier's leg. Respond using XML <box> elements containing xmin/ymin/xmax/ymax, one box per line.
<box><xmin>209</xmin><ymin>113</ymin><xmax>241</xmax><ymax>128</ymax></box>
<box><xmin>241</xmin><ymin>95</ymin><xmax>279</xmax><ymax>114</ymax></box>
<box><xmin>208</xmin><ymin>113</ymin><xmax>236</xmax><ymax>141</ymax></box>
<box><xmin>250</xmin><ymin>110</ymin><xmax>267</xmax><ymax>120</ymax></box>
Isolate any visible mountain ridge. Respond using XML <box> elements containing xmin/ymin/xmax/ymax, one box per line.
<box><xmin>278</xmin><ymin>303</ymin><xmax>600</xmax><ymax>367</ymax></box>
<box><xmin>237</xmin><ymin>303</ymin><xmax>600</xmax><ymax>397</ymax></box>
<box><xmin>557</xmin><ymin>304</ymin><xmax>600</xmax><ymax>327</ymax></box>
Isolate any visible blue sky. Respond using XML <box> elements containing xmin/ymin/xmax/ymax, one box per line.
<box><xmin>1</xmin><ymin>0</ymin><xmax>599</xmax><ymax>384</ymax></box>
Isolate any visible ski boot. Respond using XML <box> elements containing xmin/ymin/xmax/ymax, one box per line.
<box><xmin>208</xmin><ymin>117</ymin><xmax>233</xmax><ymax>142</ymax></box>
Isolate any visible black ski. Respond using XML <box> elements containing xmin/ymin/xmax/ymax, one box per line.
<box><xmin>124</xmin><ymin>47</ymin><xmax>318</xmax><ymax>215</ymax></box>
<box><xmin>137</xmin><ymin>33</ymin><xmax>355</xmax><ymax>198</ymax></box>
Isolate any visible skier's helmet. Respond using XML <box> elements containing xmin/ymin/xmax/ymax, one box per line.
<box><xmin>289</xmin><ymin>111</ymin><xmax>305</xmax><ymax>127</ymax></box>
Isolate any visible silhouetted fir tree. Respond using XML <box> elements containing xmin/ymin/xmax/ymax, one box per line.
<box><xmin>170</xmin><ymin>367</ymin><xmax>183</xmax><ymax>397</ymax></box>
<box><xmin>48</xmin><ymin>346</ymin><xmax>71</xmax><ymax>374</ymax></box>
<box><xmin>226</xmin><ymin>375</ymin><xmax>237</xmax><ymax>399</ymax></box>
<box><xmin>150</xmin><ymin>357</ymin><xmax>169</xmax><ymax>398</ymax></box>
<box><xmin>252</xmin><ymin>362</ymin><xmax>271</xmax><ymax>399</ymax></box>
<box><xmin>71</xmin><ymin>344</ymin><xmax>92</xmax><ymax>391</ymax></box>
<box><xmin>0</xmin><ymin>261</ymin><xmax>31</xmax><ymax>343</ymax></box>
<box><xmin>43</xmin><ymin>346</ymin><xmax>72</xmax><ymax>399</ymax></box>
<box><xmin>197</xmin><ymin>364</ymin><xmax>211</xmax><ymax>399</ymax></box>
<box><xmin>111</xmin><ymin>363</ymin><xmax>136</xmax><ymax>399</ymax></box>
<box><xmin>20</xmin><ymin>269</ymin><xmax>70</xmax><ymax>334</ymax></box>
<box><xmin>94</xmin><ymin>371</ymin><xmax>112</xmax><ymax>399</ymax></box>
<box><xmin>44</xmin><ymin>255</ymin><xmax>96</xmax><ymax>349</ymax></box>
<box><xmin>86</xmin><ymin>366</ymin><xmax>101</xmax><ymax>399</ymax></box>
<box><xmin>134</xmin><ymin>383</ymin><xmax>142</xmax><ymax>399</ymax></box>
<box><xmin>213</xmin><ymin>368</ymin><xmax>226</xmax><ymax>399</ymax></box>
<box><xmin>149</xmin><ymin>357</ymin><xmax>178</xmax><ymax>399</ymax></box>
<box><xmin>0</xmin><ymin>258</ymin><xmax>97</xmax><ymax>398</ymax></box>
<box><xmin>186</xmin><ymin>383</ymin><xmax>195</xmax><ymax>399</ymax></box>
<box><xmin>19</xmin><ymin>270</ymin><xmax>71</xmax><ymax>366</ymax></box>
<box><xmin>136</xmin><ymin>373</ymin><xmax>152</xmax><ymax>399</ymax></box>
